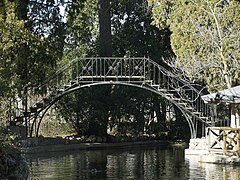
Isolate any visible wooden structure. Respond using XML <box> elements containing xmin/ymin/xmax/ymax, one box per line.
<box><xmin>201</xmin><ymin>85</ymin><xmax>240</xmax><ymax>128</ymax></box>
<box><xmin>201</xmin><ymin>85</ymin><xmax>240</xmax><ymax>157</ymax></box>
<box><xmin>207</xmin><ymin>127</ymin><xmax>240</xmax><ymax>157</ymax></box>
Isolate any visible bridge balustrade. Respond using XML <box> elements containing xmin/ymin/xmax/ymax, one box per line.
<box><xmin>8</xmin><ymin>57</ymin><xmax>214</xmax><ymax>138</ymax></box>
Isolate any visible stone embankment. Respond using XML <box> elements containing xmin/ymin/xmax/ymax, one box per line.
<box><xmin>17</xmin><ymin>135</ymin><xmax>177</xmax><ymax>154</ymax></box>
<box><xmin>185</xmin><ymin>138</ymin><xmax>240</xmax><ymax>165</ymax></box>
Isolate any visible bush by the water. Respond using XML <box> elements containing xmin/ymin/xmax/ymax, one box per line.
<box><xmin>0</xmin><ymin>129</ymin><xmax>28</xmax><ymax>179</ymax></box>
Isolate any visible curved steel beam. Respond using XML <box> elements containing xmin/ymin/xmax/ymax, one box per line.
<box><xmin>33</xmin><ymin>81</ymin><xmax>197</xmax><ymax>138</ymax></box>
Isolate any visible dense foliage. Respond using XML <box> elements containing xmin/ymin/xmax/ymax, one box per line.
<box><xmin>56</xmin><ymin>85</ymin><xmax>183</xmax><ymax>138</ymax></box>
<box><xmin>0</xmin><ymin>0</ymin><xmax>64</xmax><ymax>94</ymax></box>
<box><xmin>0</xmin><ymin>0</ymin><xmax>210</xmax><ymax>140</ymax></box>
<box><xmin>54</xmin><ymin>0</ymin><xmax>186</xmax><ymax>139</ymax></box>
<box><xmin>0</xmin><ymin>124</ymin><xmax>29</xmax><ymax>179</ymax></box>
<box><xmin>0</xmin><ymin>0</ymin><xmax>65</xmax><ymax>127</ymax></box>
<box><xmin>148</xmin><ymin>0</ymin><xmax>240</xmax><ymax>91</ymax></box>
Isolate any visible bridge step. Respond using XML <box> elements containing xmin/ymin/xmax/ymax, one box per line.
<box><xmin>43</xmin><ymin>97</ymin><xmax>51</xmax><ymax>104</ymax></box>
<box><xmin>64</xmin><ymin>84</ymin><xmax>72</xmax><ymax>89</ymax></box>
<box><xmin>193</xmin><ymin>112</ymin><xmax>201</xmax><ymax>115</ymax></box>
<box><xmin>185</xmin><ymin>106</ymin><xmax>194</xmax><ymax>110</ymax></box>
<box><xmin>144</xmin><ymin>80</ymin><xmax>152</xmax><ymax>83</ymax></box>
<box><xmin>57</xmin><ymin>89</ymin><xmax>64</xmax><ymax>93</ymax></box>
<box><xmin>145</xmin><ymin>80</ymin><xmax>153</xmax><ymax>86</ymax></box>
<box><xmin>205</xmin><ymin>120</ymin><xmax>212</xmax><ymax>123</ymax></box>
<box><xmin>151</xmin><ymin>84</ymin><xmax>169</xmax><ymax>92</ymax></box>
<box><xmin>151</xmin><ymin>84</ymin><xmax>160</xmax><ymax>89</ymax></box>
<box><xmin>159</xmin><ymin>89</ymin><xmax>168</xmax><ymax>92</ymax></box>
<box><xmin>199</xmin><ymin>117</ymin><xmax>209</xmax><ymax>120</ymax></box>
<box><xmin>71</xmin><ymin>80</ymin><xmax>78</xmax><ymax>85</ymax></box>
<box><xmin>30</xmin><ymin>106</ymin><xmax>37</xmax><ymax>113</ymax></box>
<box><xmin>179</xmin><ymin>102</ymin><xmax>187</xmax><ymax>105</ymax></box>
<box><xmin>36</xmin><ymin>102</ymin><xmax>44</xmax><ymax>108</ymax></box>
<box><xmin>172</xmin><ymin>98</ymin><xmax>181</xmax><ymax>101</ymax></box>
<box><xmin>168</xmin><ymin>89</ymin><xmax>179</xmax><ymax>92</ymax></box>
<box><xmin>165</xmin><ymin>93</ymin><xmax>174</xmax><ymax>97</ymax></box>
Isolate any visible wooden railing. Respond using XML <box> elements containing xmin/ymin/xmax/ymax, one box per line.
<box><xmin>207</xmin><ymin>127</ymin><xmax>240</xmax><ymax>157</ymax></box>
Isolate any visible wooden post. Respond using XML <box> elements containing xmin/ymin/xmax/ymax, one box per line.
<box><xmin>237</xmin><ymin>130</ymin><xmax>240</xmax><ymax>157</ymax></box>
<box><xmin>223</xmin><ymin>130</ymin><xmax>227</xmax><ymax>156</ymax></box>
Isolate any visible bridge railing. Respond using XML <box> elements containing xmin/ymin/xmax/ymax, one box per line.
<box><xmin>145</xmin><ymin>58</ymin><xmax>212</xmax><ymax>123</ymax></box>
<box><xmin>47</xmin><ymin>57</ymin><xmax>147</xmax><ymax>86</ymax></box>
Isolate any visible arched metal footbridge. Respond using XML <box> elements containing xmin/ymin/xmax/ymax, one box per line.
<box><xmin>11</xmin><ymin>57</ymin><xmax>214</xmax><ymax>138</ymax></box>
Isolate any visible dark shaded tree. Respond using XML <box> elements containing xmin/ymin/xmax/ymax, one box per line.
<box><xmin>55</xmin><ymin>0</ymin><xmax>188</xmax><ymax>139</ymax></box>
<box><xmin>98</xmin><ymin>0</ymin><xmax>112</xmax><ymax>56</ymax></box>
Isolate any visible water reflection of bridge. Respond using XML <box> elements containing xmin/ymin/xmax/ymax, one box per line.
<box><xmin>10</xmin><ymin>57</ymin><xmax>214</xmax><ymax>138</ymax></box>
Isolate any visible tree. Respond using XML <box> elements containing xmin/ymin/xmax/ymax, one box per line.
<box><xmin>0</xmin><ymin>0</ymin><xmax>66</xmax><ymax>127</ymax></box>
<box><xmin>64</xmin><ymin>0</ymin><xmax>98</xmax><ymax>58</ymax></box>
<box><xmin>55</xmin><ymin>0</ymin><xmax>184</xmax><ymax>138</ymax></box>
<box><xmin>0</xmin><ymin>0</ymin><xmax>65</xmax><ymax>93</ymax></box>
<box><xmin>98</xmin><ymin>0</ymin><xmax>112</xmax><ymax>56</ymax></box>
<box><xmin>65</xmin><ymin>0</ymin><xmax>173</xmax><ymax>59</ymax></box>
<box><xmin>56</xmin><ymin>87</ymin><xmax>112</xmax><ymax>136</ymax></box>
<box><xmin>18</xmin><ymin>0</ymin><xmax>66</xmax><ymax>88</ymax></box>
<box><xmin>148</xmin><ymin>0</ymin><xmax>240</xmax><ymax>91</ymax></box>
<box><xmin>0</xmin><ymin>1</ymin><xmax>26</xmax><ymax>95</ymax></box>
<box><xmin>112</xmin><ymin>0</ymin><xmax>173</xmax><ymax>61</ymax></box>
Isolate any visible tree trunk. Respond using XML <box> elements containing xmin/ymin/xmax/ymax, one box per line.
<box><xmin>14</xmin><ymin>0</ymin><xmax>29</xmax><ymax>84</ymax></box>
<box><xmin>153</xmin><ymin>97</ymin><xmax>167</xmax><ymax>131</ymax></box>
<box><xmin>98</xmin><ymin>0</ymin><xmax>112</xmax><ymax>57</ymax></box>
<box><xmin>16</xmin><ymin>0</ymin><xmax>29</xmax><ymax>21</ymax></box>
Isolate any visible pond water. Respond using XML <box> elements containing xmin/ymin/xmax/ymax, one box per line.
<box><xmin>25</xmin><ymin>146</ymin><xmax>240</xmax><ymax>180</ymax></box>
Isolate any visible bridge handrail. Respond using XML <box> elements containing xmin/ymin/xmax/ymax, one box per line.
<box><xmin>146</xmin><ymin>58</ymin><xmax>207</xmax><ymax>102</ymax></box>
<box><xmin>35</xmin><ymin>57</ymin><xmax>207</xmax><ymax>95</ymax></box>
<box><xmin>34</xmin><ymin>57</ymin><xmax>147</xmax><ymax>92</ymax></box>
<box><xmin>28</xmin><ymin>57</ymin><xmax>211</xmax><ymax>119</ymax></box>
<box><xmin>28</xmin><ymin>57</ymin><xmax>210</xmax><ymax>122</ymax></box>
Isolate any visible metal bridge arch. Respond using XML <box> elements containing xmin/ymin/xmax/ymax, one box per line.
<box><xmin>31</xmin><ymin>82</ymin><xmax>195</xmax><ymax>138</ymax></box>
<box><xmin>11</xmin><ymin>57</ymin><xmax>213</xmax><ymax>138</ymax></box>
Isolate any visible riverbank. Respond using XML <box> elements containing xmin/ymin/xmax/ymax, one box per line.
<box><xmin>18</xmin><ymin>136</ymin><xmax>188</xmax><ymax>154</ymax></box>
<box><xmin>21</xmin><ymin>140</ymin><xmax>177</xmax><ymax>154</ymax></box>
<box><xmin>0</xmin><ymin>144</ymin><xmax>29</xmax><ymax>179</ymax></box>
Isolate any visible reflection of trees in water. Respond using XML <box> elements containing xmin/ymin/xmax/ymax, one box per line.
<box><xmin>27</xmin><ymin>148</ymin><xmax>187</xmax><ymax>179</ymax></box>
<box><xmin>27</xmin><ymin>148</ymin><xmax>240</xmax><ymax>179</ymax></box>
<box><xmin>82</xmin><ymin>148</ymin><xmax>188</xmax><ymax>179</ymax></box>
<box><xmin>154</xmin><ymin>148</ymin><xmax>187</xmax><ymax>179</ymax></box>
